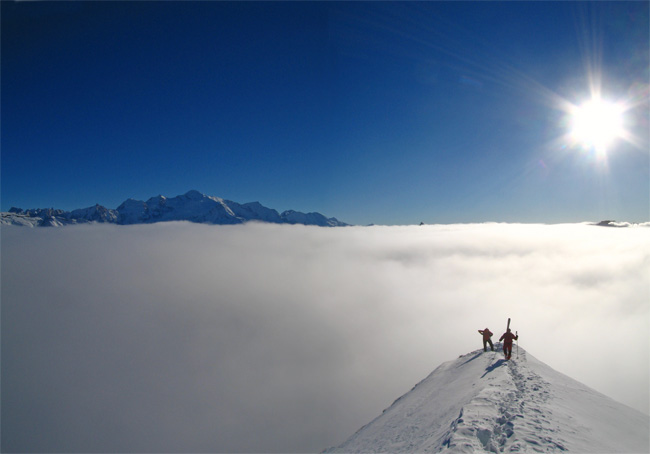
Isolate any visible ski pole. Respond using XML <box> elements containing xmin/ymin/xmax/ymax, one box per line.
<box><xmin>516</xmin><ymin>331</ymin><xmax>519</xmax><ymax>359</ymax></box>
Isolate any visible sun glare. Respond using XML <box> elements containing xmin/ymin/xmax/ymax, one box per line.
<box><xmin>569</xmin><ymin>97</ymin><xmax>624</xmax><ymax>153</ymax></box>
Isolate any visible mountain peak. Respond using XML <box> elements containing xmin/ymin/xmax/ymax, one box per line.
<box><xmin>2</xmin><ymin>191</ymin><xmax>350</xmax><ymax>227</ymax></box>
<box><xmin>183</xmin><ymin>189</ymin><xmax>205</xmax><ymax>200</ymax></box>
<box><xmin>326</xmin><ymin>347</ymin><xmax>649</xmax><ymax>453</ymax></box>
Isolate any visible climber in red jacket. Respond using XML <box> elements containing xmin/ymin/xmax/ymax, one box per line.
<box><xmin>499</xmin><ymin>328</ymin><xmax>518</xmax><ymax>360</ymax></box>
<box><xmin>478</xmin><ymin>328</ymin><xmax>494</xmax><ymax>352</ymax></box>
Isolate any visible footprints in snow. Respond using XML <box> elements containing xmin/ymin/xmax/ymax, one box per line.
<box><xmin>442</xmin><ymin>350</ymin><xmax>566</xmax><ymax>452</ymax></box>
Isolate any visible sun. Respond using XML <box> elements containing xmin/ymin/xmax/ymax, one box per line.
<box><xmin>568</xmin><ymin>97</ymin><xmax>624</xmax><ymax>153</ymax></box>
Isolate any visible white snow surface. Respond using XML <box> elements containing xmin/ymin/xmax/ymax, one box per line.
<box><xmin>326</xmin><ymin>346</ymin><xmax>649</xmax><ymax>453</ymax></box>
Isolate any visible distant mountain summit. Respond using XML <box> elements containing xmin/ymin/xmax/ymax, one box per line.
<box><xmin>1</xmin><ymin>190</ymin><xmax>349</xmax><ymax>227</ymax></box>
<box><xmin>325</xmin><ymin>347</ymin><xmax>649</xmax><ymax>453</ymax></box>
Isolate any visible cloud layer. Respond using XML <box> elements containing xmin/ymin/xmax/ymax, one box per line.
<box><xmin>2</xmin><ymin>222</ymin><xmax>648</xmax><ymax>452</ymax></box>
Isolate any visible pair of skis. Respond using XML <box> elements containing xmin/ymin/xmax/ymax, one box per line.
<box><xmin>505</xmin><ymin>318</ymin><xmax>518</xmax><ymax>360</ymax></box>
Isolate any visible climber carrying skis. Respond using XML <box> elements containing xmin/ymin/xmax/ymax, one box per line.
<box><xmin>478</xmin><ymin>328</ymin><xmax>494</xmax><ymax>352</ymax></box>
<box><xmin>499</xmin><ymin>328</ymin><xmax>518</xmax><ymax>360</ymax></box>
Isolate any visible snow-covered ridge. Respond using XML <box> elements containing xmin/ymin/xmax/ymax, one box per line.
<box><xmin>325</xmin><ymin>346</ymin><xmax>649</xmax><ymax>453</ymax></box>
<box><xmin>1</xmin><ymin>190</ymin><xmax>349</xmax><ymax>227</ymax></box>
<box><xmin>593</xmin><ymin>220</ymin><xmax>650</xmax><ymax>228</ymax></box>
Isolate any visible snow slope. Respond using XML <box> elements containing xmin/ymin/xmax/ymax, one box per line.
<box><xmin>325</xmin><ymin>346</ymin><xmax>649</xmax><ymax>453</ymax></box>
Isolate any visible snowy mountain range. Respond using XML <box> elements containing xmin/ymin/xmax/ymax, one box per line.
<box><xmin>325</xmin><ymin>346</ymin><xmax>649</xmax><ymax>453</ymax></box>
<box><xmin>1</xmin><ymin>190</ymin><xmax>349</xmax><ymax>227</ymax></box>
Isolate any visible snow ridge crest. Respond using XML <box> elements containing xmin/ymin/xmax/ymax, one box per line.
<box><xmin>325</xmin><ymin>347</ymin><xmax>649</xmax><ymax>453</ymax></box>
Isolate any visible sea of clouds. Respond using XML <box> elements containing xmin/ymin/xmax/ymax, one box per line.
<box><xmin>2</xmin><ymin>222</ymin><xmax>648</xmax><ymax>452</ymax></box>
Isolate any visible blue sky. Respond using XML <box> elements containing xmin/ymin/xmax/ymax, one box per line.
<box><xmin>2</xmin><ymin>1</ymin><xmax>648</xmax><ymax>225</ymax></box>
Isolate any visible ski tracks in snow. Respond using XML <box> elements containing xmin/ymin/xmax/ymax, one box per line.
<box><xmin>441</xmin><ymin>349</ymin><xmax>568</xmax><ymax>453</ymax></box>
